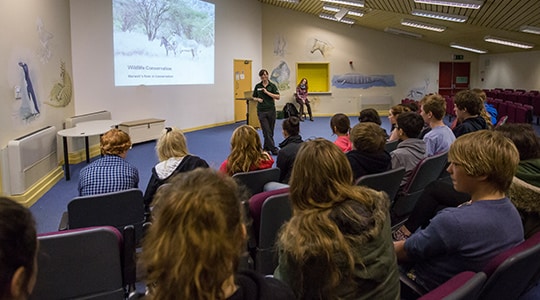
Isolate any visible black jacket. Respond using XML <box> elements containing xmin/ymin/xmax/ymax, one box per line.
<box><xmin>346</xmin><ymin>150</ymin><xmax>391</xmax><ymax>181</ymax></box>
<box><xmin>453</xmin><ymin>115</ymin><xmax>487</xmax><ymax>138</ymax></box>
<box><xmin>277</xmin><ymin>135</ymin><xmax>303</xmax><ymax>183</ymax></box>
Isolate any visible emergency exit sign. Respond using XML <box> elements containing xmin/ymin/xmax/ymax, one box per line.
<box><xmin>453</xmin><ymin>54</ymin><xmax>464</xmax><ymax>60</ymax></box>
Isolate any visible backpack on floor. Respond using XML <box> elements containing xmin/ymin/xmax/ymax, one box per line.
<box><xmin>283</xmin><ymin>102</ymin><xmax>299</xmax><ymax>118</ymax></box>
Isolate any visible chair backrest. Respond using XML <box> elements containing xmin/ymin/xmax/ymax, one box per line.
<box><xmin>392</xmin><ymin>151</ymin><xmax>448</xmax><ymax>219</ymax></box>
<box><xmin>30</xmin><ymin>226</ymin><xmax>125</xmax><ymax>300</ymax></box>
<box><xmin>256</xmin><ymin>193</ymin><xmax>292</xmax><ymax>275</ymax></box>
<box><xmin>233</xmin><ymin>167</ymin><xmax>281</xmax><ymax>196</ymax></box>
<box><xmin>248</xmin><ymin>187</ymin><xmax>290</xmax><ymax>242</ymax></box>
<box><xmin>419</xmin><ymin>271</ymin><xmax>487</xmax><ymax>300</ymax></box>
<box><xmin>356</xmin><ymin>167</ymin><xmax>405</xmax><ymax>202</ymax></box>
<box><xmin>479</xmin><ymin>231</ymin><xmax>540</xmax><ymax>300</ymax></box>
<box><xmin>67</xmin><ymin>188</ymin><xmax>146</xmax><ymax>242</ymax></box>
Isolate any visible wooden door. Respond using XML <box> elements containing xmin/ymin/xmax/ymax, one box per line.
<box><xmin>438</xmin><ymin>62</ymin><xmax>470</xmax><ymax>97</ymax></box>
<box><xmin>234</xmin><ymin>60</ymin><xmax>252</xmax><ymax>122</ymax></box>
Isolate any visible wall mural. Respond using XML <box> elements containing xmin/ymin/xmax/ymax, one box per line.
<box><xmin>46</xmin><ymin>61</ymin><xmax>73</xmax><ymax>107</ymax></box>
<box><xmin>17</xmin><ymin>62</ymin><xmax>41</xmax><ymax>121</ymax></box>
<box><xmin>271</xmin><ymin>61</ymin><xmax>291</xmax><ymax>91</ymax></box>
<box><xmin>309</xmin><ymin>38</ymin><xmax>333</xmax><ymax>58</ymax></box>
<box><xmin>36</xmin><ymin>18</ymin><xmax>54</xmax><ymax>64</ymax></box>
<box><xmin>274</xmin><ymin>34</ymin><xmax>287</xmax><ymax>57</ymax></box>
<box><xmin>332</xmin><ymin>73</ymin><xmax>396</xmax><ymax>89</ymax></box>
<box><xmin>406</xmin><ymin>78</ymin><xmax>430</xmax><ymax>100</ymax></box>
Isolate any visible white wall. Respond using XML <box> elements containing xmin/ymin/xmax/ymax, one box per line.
<box><xmin>260</xmin><ymin>5</ymin><xmax>481</xmax><ymax>115</ymax></box>
<box><xmin>69</xmin><ymin>0</ymin><xmax>263</xmax><ymax>129</ymax></box>
<box><xmin>479</xmin><ymin>51</ymin><xmax>540</xmax><ymax>91</ymax></box>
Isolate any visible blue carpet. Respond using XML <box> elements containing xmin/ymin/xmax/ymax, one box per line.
<box><xmin>31</xmin><ymin>116</ymin><xmax>377</xmax><ymax>233</ymax></box>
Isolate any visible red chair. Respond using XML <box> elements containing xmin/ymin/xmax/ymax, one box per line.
<box><xmin>531</xmin><ymin>95</ymin><xmax>540</xmax><ymax>124</ymax></box>
<box><xmin>497</xmin><ymin>101</ymin><xmax>508</xmax><ymax>122</ymax></box>
<box><xmin>445</xmin><ymin>96</ymin><xmax>455</xmax><ymax>121</ymax></box>
<box><xmin>506</xmin><ymin>102</ymin><xmax>517</xmax><ymax>123</ymax></box>
<box><xmin>418</xmin><ymin>271</ymin><xmax>487</xmax><ymax>300</ymax></box>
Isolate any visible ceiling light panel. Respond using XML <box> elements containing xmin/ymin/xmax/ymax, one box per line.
<box><xmin>411</xmin><ymin>9</ymin><xmax>467</xmax><ymax>22</ymax></box>
<box><xmin>278</xmin><ymin>0</ymin><xmax>300</xmax><ymax>3</ymax></box>
<box><xmin>520</xmin><ymin>25</ymin><xmax>540</xmax><ymax>35</ymax></box>
<box><xmin>323</xmin><ymin>5</ymin><xmax>364</xmax><ymax>17</ymax></box>
<box><xmin>319</xmin><ymin>13</ymin><xmax>355</xmax><ymax>24</ymax></box>
<box><xmin>414</xmin><ymin>0</ymin><xmax>483</xmax><ymax>9</ymax></box>
<box><xmin>384</xmin><ymin>27</ymin><xmax>423</xmax><ymax>38</ymax></box>
<box><xmin>401</xmin><ymin>18</ymin><xmax>446</xmax><ymax>32</ymax></box>
<box><xmin>322</xmin><ymin>0</ymin><xmax>364</xmax><ymax>8</ymax></box>
<box><xmin>450</xmin><ymin>43</ymin><xmax>487</xmax><ymax>54</ymax></box>
<box><xmin>483</xmin><ymin>36</ymin><xmax>534</xmax><ymax>49</ymax></box>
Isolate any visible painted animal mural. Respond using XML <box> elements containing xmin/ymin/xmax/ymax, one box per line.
<box><xmin>270</xmin><ymin>61</ymin><xmax>290</xmax><ymax>90</ymax></box>
<box><xmin>310</xmin><ymin>38</ymin><xmax>333</xmax><ymax>57</ymax></box>
<box><xmin>407</xmin><ymin>78</ymin><xmax>430</xmax><ymax>100</ymax></box>
<box><xmin>18</xmin><ymin>62</ymin><xmax>40</xmax><ymax>119</ymax></box>
<box><xmin>46</xmin><ymin>61</ymin><xmax>73</xmax><ymax>107</ymax></box>
<box><xmin>332</xmin><ymin>73</ymin><xmax>396</xmax><ymax>89</ymax></box>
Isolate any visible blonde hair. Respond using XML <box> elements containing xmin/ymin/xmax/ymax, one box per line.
<box><xmin>156</xmin><ymin>127</ymin><xmax>188</xmax><ymax>161</ymax></box>
<box><xmin>472</xmin><ymin>88</ymin><xmax>493</xmax><ymax>128</ymax></box>
<box><xmin>349</xmin><ymin>122</ymin><xmax>386</xmax><ymax>153</ymax></box>
<box><xmin>140</xmin><ymin>168</ymin><xmax>246</xmax><ymax>300</ymax></box>
<box><xmin>449</xmin><ymin>130</ymin><xmax>519</xmax><ymax>192</ymax></box>
<box><xmin>420</xmin><ymin>94</ymin><xmax>446</xmax><ymax>120</ymax></box>
<box><xmin>279</xmin><ymin>138</ymin><xmax>388</xmax><ymax>298</ymax></box>
<box><xmin>100</xmin><ymin>129</ymin><xmax>131</xmax><ymax>155</ymax></box>
<box><xmin>226</xmin><ymin>125</ymin><xmax>269</xmax><ymax>175</ymax></box>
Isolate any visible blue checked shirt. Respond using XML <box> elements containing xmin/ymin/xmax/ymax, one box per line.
<box><xmin>78</xmin><ymin>155</ymin><xmax>139</xmax><ymax>196</ymax></box>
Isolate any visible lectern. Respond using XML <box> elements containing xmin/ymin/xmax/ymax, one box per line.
<box><xmin>244</xmin><ymin>91</ymin><xmax>261</xmax><ymax>129</ymax></box>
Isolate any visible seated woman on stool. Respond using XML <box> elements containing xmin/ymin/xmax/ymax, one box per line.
<box><xmin>295</xmin><ymin>78</ymin><xmax>313</xmax><ymax>121</ymax></box>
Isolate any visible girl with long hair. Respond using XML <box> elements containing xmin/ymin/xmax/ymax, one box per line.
<box><xmin>295</xmin><ymin>78</ymin><xmax>313</xmax><ymax>121</ymax></box>
<box><xmin>274</xmin><ymin>139</ymin><xmax>399</xmax><ymax>299</ymax></box>
<box><xmin>140</xmin><ymin>168</ymin><xmax>294</xmax><ymax>300</ymax></box>
<box><xmin>219</xmin><ymin>125</ymin><xmax>274</xmax><ymax>176</ymax></box>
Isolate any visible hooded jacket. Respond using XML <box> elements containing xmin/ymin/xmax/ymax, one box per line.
<box><xmin>507</xmin><ymin>159</ymin><xmax>540</xmax><ymax>239</ymax></box>
<box><xmin>391</xmin><ymin>138</ymin><xmax>427</xmax><ymax>187</ymax></box>
<box><xmin>346</xmin><ymin>150</ymin><xmax>391</xmax><ymax>180</ymax></box>
<box><xmin>452</xmin><ymin>115</ymin><xmax>488</xmax><ymax>138</ymax></box>
<box><xmin>277</xmin><ymin>135</ymin><xmax>303</xmax><ymax>183</ymax></box>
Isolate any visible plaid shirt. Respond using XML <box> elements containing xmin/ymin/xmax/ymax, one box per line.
<box><xmin>78</xmin><ymin>155</ymin><xmax>139</xmax><ymax>196</ymax></box>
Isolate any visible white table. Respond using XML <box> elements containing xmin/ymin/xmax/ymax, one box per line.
<box><xmin>57</xmin><ymin>120</ymin><xmax>120</xmax><ymax>180</ymax></box>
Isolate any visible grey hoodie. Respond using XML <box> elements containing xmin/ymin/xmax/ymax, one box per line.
<box><xmin>391</xmin><ymin>138</ymin><xmax>427</xmax><ymax>187</ymax></box>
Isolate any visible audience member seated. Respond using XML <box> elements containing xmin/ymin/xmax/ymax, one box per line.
<box><xmin>473</xmin><ymin>88</ymin><xmax>497</xmax><ymax>127</ymax></box>
<box><xmin>390</xmin><ymin>112</ymin><xmax>427</xmax><ymax>187</ymax></box>
<box><xmin>330</xmin><ymin>113</ymin><xmax>352</xmax><ymax>152</ymax></box>
<box><xmin>358</xmin><ymin>108</ymin><xmax>388</xmax><ymax>137</ymax></box>
<box><xmin>346</xmin><ymin>122</ymin><xmax>391</xmax><ymax>181</ymax></box>
<box><xmin>276</xmin><ymin>116</ymin><xmax>303</xmax><ymax>184</ymax></box>
<box><xmin>219</xmin><ymin>125</ymin><xmax>274</xmax><ymax>176</ymax></box>
<box><xmin>78</xmin><ymin>128</ymin><xmax>139</xmax><ymax>196</ymax></box>
<box><xmin>140</xmin><ymin>168</ymin><xmax>295</xmax><ymax>299</ymax></box>
<box><xmin>143</xmin><ymin>127</ymin><xmax>209</xmax><ymax>207</ymax></box>
<box><xmin>394</xmin><ymin>130</ymin><xmax>524</xmax><ymax>292</ymax></box>
<box><xmin>498</xmin><ymin>124</ymin><xmax>540</xmax><ymax>239</ymax></box>
<box><xmin>388</xmin><ymin>104</ymin><xmax>412</xmax><ymax>142</ymax></box>
<box><xmin>274</xmin><ymin>139</ymin><xmax>400</xmax><ymax>299</ymax></box>
<box><xmin>0</xmin><ymin>197</ymin><xmax>38</xmax><ymax>300</ymax></box>
<box><xmin>452</xmin><ymin>90</ymin><xmax>488</xmax><ymax>138</ymax></box>
<box><xmin>419</xmin><ymin>94</ymin><xmax>455</xmax><ymax>156</ymax></box>
<box><xmin>392</xmin><ymin>122</ymin><xmax>540</xmax><ymax>241</ymax></box>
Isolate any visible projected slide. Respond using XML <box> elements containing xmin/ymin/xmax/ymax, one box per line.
<box><xmin>113</xmin><ymin>0</ymin><xmax>214</xmax><ymax>86</ymax></box>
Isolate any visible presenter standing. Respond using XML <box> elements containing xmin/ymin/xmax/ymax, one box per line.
<box><xmin>253</xmin><ymin>69</ymin><xmax>280</xmax><ymax>155</ymax></box>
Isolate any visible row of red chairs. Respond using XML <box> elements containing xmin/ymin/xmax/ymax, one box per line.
<box><xmin>487</xmin><ymin>98</ymin><xmax>534</xmax><ymax>124</ymax></box>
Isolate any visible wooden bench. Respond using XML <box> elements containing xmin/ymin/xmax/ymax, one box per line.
<box><xmin>118</xmin><ymin>118</ymin><xmax>165</xmax><ymax>144</ymax></box>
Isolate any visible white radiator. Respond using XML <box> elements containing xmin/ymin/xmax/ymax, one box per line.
<box><xmin>359</xmin><ymin>95</ymin><xmax>394</xmax><ymax>111</ymax></box>
<box><xmin>5</xmin><ymin>126</ymin><xmax>57</xmax><ymax>195</ymax></box>
<box><xmin>64</xmin><ymin>110</ymin><xmax>111</xmax><ymax>153</ymax></box>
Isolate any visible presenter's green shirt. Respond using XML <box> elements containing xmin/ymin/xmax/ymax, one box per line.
<box><xmin>253</xmin><ymin>81</ymin><xmax>279</xmax><ymax>112</ymax></box>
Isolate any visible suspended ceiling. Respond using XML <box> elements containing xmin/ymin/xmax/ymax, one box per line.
<box><xmin>258</xmin><ymin>0</ymin><xmax>540</xmax><ymax>54</ymax></box>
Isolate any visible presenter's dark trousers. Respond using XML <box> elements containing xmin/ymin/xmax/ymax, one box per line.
<box><xmin>258</xmin><ymin>110</ymin><xmax>277</xmax><ymax>151</ymax></box>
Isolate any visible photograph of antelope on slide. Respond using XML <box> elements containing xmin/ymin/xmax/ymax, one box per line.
<box><xmin>113</xmin><ymin>0</ymin><xmax>215</xmax><ymax>86</ymax></box>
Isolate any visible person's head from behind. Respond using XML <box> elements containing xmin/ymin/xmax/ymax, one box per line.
<box><xmin>358</xmin><ymin>108</ymin><xmax>382</xmax><ymax>125</ymax></box>
<box><xmin>420</xmin><ymin>94</ymin><xmax>446</xmax><ymax>122</ymax></box>
<box><xmin>156</xmin><ymin>127</ymin><xmax>188</xmax><ymax>161</ymax></box>
<box><xmin>141</xmin><ymin>168</ymin><xmax>246</xmax><ymax>300</ymax></box>
<box><xmin>330</xmin><ymin>113</ymin><xmax>350</xmax><ymax>135</ymax></box>
<box><xmin>227</xmin><ymin>125</ymin><xmax>263</xmax><ymax>175</ymax></box>
<box><xmin>472</xmin><ymin>88</ymin><xmax>487</xmax><ymax>102</ymax></box>
<box><xmin>388</xmin><ymin>104</ymin><xmax>411</xmax><ymax>125</ymax></box>
<box><xmin>290</xmin><ymin>138</ymin><xmax>354</xmax><ymax>210</ymax></box>
<box><xmin>454</xmin><ymin>89</ymin><xmax>483</xmax><ymax>120</ymax></box>
<box><xmin>100</xmin><ymin>129</ymin><xmax>132</xmax><ymax>157</ymax></box>
<box><xmin>448</xmin><ymin>130</ymin><xmax>519</xmax><ymax>194</ymax></box>
<box><xmin>0</xmin><ymin>197</ymin><xmax>37</xmax><ymax>300</ymax></box>
<box><xmin>350</xmin><ymin>122</ymin><xmax>386</xmax><ymax>153</ymax></box>
<box><xmin>495</xmin><ymin>123</ymin><xmax>540</xmax><ymax>161</ymax></box>
<box><xmin>282</xmin><ymin>116</ymin><xmax>300</xmax><ymax>138</ymax></box>
<box><xmin>396</xmin><ymin>112</ymin><xmax>424</xmax><ymax>140</ymax></box>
